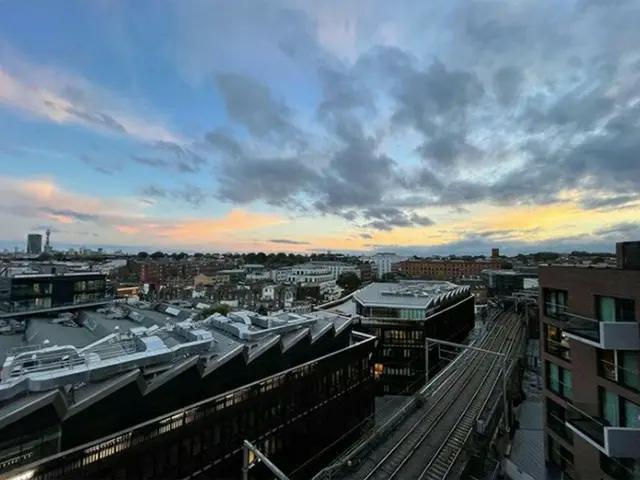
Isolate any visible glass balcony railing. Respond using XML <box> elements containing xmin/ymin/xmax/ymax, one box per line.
<box><xmin>547</xmin><ymin>412</ymin><xmax>573</xmax><ymax>444</ymax></box>
<box><xmin>566</xmin><ymin>403</ymin><xmax>640</xmax><ymax>458</ymax></box>
<box><xmin>566</xmin><ymin>403</ymin><xmax>606</xmax><ymax>447</ymax></box>
<box><xmin>556</xmin><ymin>312</ymin><xmax>640</xmax><ymax>350</ymax></box>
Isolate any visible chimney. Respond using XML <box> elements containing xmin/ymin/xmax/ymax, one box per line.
<box><xmin>616</xmin><ymin>241</ymin><xmax>640</xmax><ymax>270</ymax></box>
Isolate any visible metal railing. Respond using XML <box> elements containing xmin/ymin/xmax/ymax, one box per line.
<box><xmin>0</xmin><ymin>297</ymin><xmax>114</xmax><ymax>314</ymax></box>
<box><xmin>545</xmin><ymin>337</ymin><xmax>571</xmax><ymax>362</ymax></box>
<box><xmin>598</xmin><ymin>358</ymin><xmax>640</xmax><ymax>392</ymax></box>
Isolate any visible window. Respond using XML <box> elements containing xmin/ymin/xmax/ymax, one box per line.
<box><xmin>546</xmin><ymin>361</ymin><xmax>572</xmax><ymax>400</ymax></box>
<box><xmin>620</xmin><ymin>352</ymin><xmax>640</xmax><ymax>392</ymax></box>
<box><xmin>599</xmin><ymin>388</ymin><xmax>640</xmax><ymax>428</ymax></box>
<box><xmin>547</xmin><ymin>435</ymin><xmax>574</xmax><ymax>472</ymax></box>
<box><xmin>544</xmin><ymin>289</ymin><xmax>568</xmax><ymax>318</ymax></box>
<box><xmin>545</xmin><ymin>324</ymin><xmax>571</xmax><ymax>362</ymax></box>
<box><xmin>546</xmin><ymin>398</ymin><xmax>573</xmax><ymax>443</ymax></box>
<box><xmin>598</xmin><ymin>350</ymin><xmax>639</xmax><ymax>392</ymax></box>
<box><xmin>597</xmin><ymin>296</ymin><xmax>635</xmax><ymax>322</ymax></box>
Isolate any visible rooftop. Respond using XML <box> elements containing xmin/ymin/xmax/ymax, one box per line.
<box><xmin>0</xmin><ymin>301</ymin><xmax>352</xmax><ymax>421</ymax></box>
<box><xmin>2</xmin><ymin>270</ymin><xmax>105</xmax><ymax>279</ymax></box>
<box><xmin>354</xmin><ymin>281</ymin><xmax>470</xmax><ymax>309</ymax></box>
<box><xmin>481</xmin><ymin>269</ymin><xmax>524</xmax><ymax>276</ymax></box>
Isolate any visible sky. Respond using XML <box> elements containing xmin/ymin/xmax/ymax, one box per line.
<box><xmin>1</xmin><ymin>0</ymin><xmax>640</xmax><ymax>256</ymax></box>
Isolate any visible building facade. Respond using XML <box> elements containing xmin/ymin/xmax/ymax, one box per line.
<box><xmin>481</xmin><ymin>269</ymin><xmax>525</xmax><ymax>297</ymax></box>
<box><xmin>0</xmin><ymin>271</ymin><xmax>108</xmax><ymax>314</ymax></box>
<box><xmin>27</xmin><ymin>234</ymin><xmax>43</xmax><ymax>255</ymax></box>
<box><xmin>398</xmin><ymin>258</ymin><xmax>503</xmax><ymax>279</ymax></box>
<box><xmin>369</xmin><ymin>253</ymin><xmax>406</xmax><ymax>278</ymax></box>
<box><xmin>540</xmin><ymin>244</ymin><xmax>640</xmax><ymax>479</ymax></box>
<box><xmin>0</xmin><ymin>310</ymin><xmax>374</xmax><ymax>480</ymax></box>
<box><xmin>352</xmin><ymin>281</ymin><xmax>475</xmax><ymax>395</ymax></box>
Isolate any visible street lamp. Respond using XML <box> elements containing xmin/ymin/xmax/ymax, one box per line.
<box><xmin>424</xmin><ymin>337</ymin><xmax>511</xmax><ymax>433</ymax></box>
<box><xmin>241</xmin><ymin>440</ymin><xmax>290</xmax><ymax>480</ymax></box>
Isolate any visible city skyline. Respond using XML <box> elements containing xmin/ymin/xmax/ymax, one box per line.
<box><xmin>1</xmin><ymin>0</ymin><xmax>639</xmax><ymax>254</ymax></box>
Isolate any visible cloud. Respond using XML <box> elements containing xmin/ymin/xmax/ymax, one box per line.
<box><xmin>30</xmin><ymin>225</ymin><xmax>99</xmax><ymax>237</ymax></box>
<box><xmin>167</xmin><ymin>0</ymin><xmax>640</xmax><ymax>236</ymax></box>
<box><xmin>593</xmin><ymin>222</ymin><xmax>640</xmax><ymax>236</ymax></box>
<box><xmin>0</xmin><ymin>49</ymin><xmax>183</xmax><ymax>144</ymax></box>
<box><xmin>214</xmin><ymin>72</ymin><xmax>302</xmax><ymax>142</ymax></box>
<box><xmin>0</xmin><ymin>176</ymin><xmax>283</xmax><ymax>248</ymax></box>
<box><xmin>139</xmin><ymin>184</ymin><xmax>209</xmax><ymax>207</ymax></box>
<box><xmin>80</xmin><ymin>153</ymin><xmax>122</xmax><ymax>175</ymax></box>
<box><xmin>269</xmin><ymin>238</ymin><xmax>311</xmax><ymax>245</ymax></box>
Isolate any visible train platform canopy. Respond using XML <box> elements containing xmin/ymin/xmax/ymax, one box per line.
<box><xmin>0</xmin><ymin>301</ymin><xmax>352</xmax><ymax>424</ymax></box>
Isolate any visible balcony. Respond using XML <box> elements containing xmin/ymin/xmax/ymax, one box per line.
<box><xmin>546</xmin><ymin>338</ymin><xmax>571</xmax><ymax>363</ymax></box>
<box><xmin>560</xmin><ymin>312</ymin><xmax>640</xmax><ymax>350</ymax></box>
<box><xmin>566</xmin><ymin>403</ymin><xmax>640</xmax><ymax>458</ymax></box>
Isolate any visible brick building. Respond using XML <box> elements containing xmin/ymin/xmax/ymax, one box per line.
<box><xmin>398</xmin><ymin>258</ymin><xmax>503</xmax><ymax>279</ymax></box>
<box><xmin>540</xmin><ymin>241</ymin><xmax>640</xmax><ymax>479</ymax></box>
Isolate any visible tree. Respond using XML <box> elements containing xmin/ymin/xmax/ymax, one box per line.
<box><xmin>337</xmin><ymin>272</ymin><xmax>361</xmax><ymax>293</ymax></box>
<box><xmin>137</xmin><ymin>251</ymin><xmax>149</xmax><ymax>259</ymax></box>
<box><xmin>381</xmin><ymin>272</ymin><xmax>396</xmax><ymax>282</ymax></box>
<box><xmin>150</xmin><ymin>251</ymin><xmax>165</xmax><ymax>259</ymax></box>
<box><xmin>195</xmin><ymin>304</ymin><xmax>230</xmax><ymax>320</ymax></box>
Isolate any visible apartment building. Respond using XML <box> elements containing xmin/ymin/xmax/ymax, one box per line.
<box><xmin>540</xmin><ymin>241</ymin><xmax>640</xmax><ymax>479</ymax></box>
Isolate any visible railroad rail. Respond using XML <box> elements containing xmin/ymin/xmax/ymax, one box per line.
<box><xmin>345</xmin><ymin>311</ymin><xmax>523</xmax><ymax>480</ymax></box>
<box><xmin>416</xmin><ymin>315</ymin><xmax>523</xmax><ymax>480</ymax></box>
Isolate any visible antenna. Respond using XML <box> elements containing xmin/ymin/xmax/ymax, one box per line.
<box><xmin>45</xmin><ymin>229</ymin><xmax>51</xmax><ymax>252</ymax></box>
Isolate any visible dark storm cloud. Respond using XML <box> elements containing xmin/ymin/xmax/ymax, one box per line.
<box><xmin>269</xmin><ymin>239</ymin><xmax>311</xmax><ymax>245</ymax></box>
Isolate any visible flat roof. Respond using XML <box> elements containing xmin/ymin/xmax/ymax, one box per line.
<box><xmin>354</xmin><ymin>281</ymin><xmax>468</xmax><ymax>309</ymax></box>
<box><xmin>482</xmin><ymin>269</ymin><xmax>524</xmax><ymax>276</ymax></box>
<box><xmin>8</xmin><ymin>271</ymin><xmax>105</xmax><ymax>279</ymax></box>
<box><xmin>0</xmin><ymin>300</ymin><xmax>353</xmax><ymax>424</ymax></box>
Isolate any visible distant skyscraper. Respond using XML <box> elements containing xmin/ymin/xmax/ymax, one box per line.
<box><xmin>27</xmin><ymin>233</ymin><xmax>43</xmax><ymax>254</ymax></box>
<box><xmin>491</xmin><ymin>248</ymin><xmax>500</xmax><ymax>258</ymax></box>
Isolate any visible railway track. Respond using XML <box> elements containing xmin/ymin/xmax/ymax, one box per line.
<box><xmin>416</xmin><ymin>314</ymin><xmax>523</xmax><ymax>480</ymax></box>
<box><xmin>348</xmin><ymin>312</ymin><xmax>521</xmax><ymax>480</ymax></box>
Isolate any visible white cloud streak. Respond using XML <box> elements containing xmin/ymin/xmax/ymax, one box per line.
<box><xmin>0</xmin><ymin>48</ymin><xmax>184</xmax><ymax>144</ymax></box>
